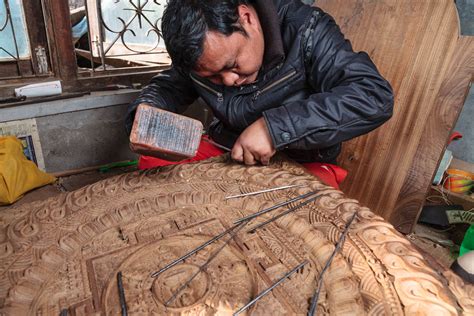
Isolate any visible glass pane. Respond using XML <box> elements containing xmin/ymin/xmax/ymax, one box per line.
<box><xmin>100</xmin><ymin>0</ymin><xmax>165</xmax><ymax>55</ymax></box>
<box><xmin>0</xmin><ymin>0</ymin><xmax>31</xmax><ymax>61</ymax></box>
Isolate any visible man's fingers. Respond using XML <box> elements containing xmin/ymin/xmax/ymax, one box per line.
<box><xmin>260</xmin><ymin>151</ymin><xmax>275</xmax><ymax>165</ymax></box>
<box><xmin>260</xmin><ymin>156</ymin><xmax>270</xmax><ymax>165</ymax></box>
<box><xmin>231</xmin><ymin>143</ymin><xmax>244</xmax><ymax>162</ymax></box>
<box><xmin>233</xmin><ymin>145</ymin><xmax>275</xmax><ymax>166</ymax></box>
<box><xmin>231</xmin><ymin>143</ymin><xmax>257</xmax><ymax>165</ymax></box>
<box><xmin>243</xmin><ymin>149</ymin><xmax>257</xmax><ymax>165</ymax></box>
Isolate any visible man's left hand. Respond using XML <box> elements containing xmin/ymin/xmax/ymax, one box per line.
<box><xmin>231</xmin><ymin>117</ymin><xmax>276</xmax><ymax>165</ymax></box>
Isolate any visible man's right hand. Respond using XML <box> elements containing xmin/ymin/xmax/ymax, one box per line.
<box><xmin>231</xmin><ymin>117</ymin><xmax>276</xmax><ymax>165</ymax></box>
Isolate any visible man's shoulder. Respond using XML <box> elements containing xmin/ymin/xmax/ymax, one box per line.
<box><xmin>273</xmin><ymin>0</ymin><xmax>317</xmax><ymax>27</ymax></box>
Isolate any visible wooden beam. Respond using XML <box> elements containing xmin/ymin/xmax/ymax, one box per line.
<box><xmin>42</xmin><ymin>0</ymin><xmax>77</xmax><ymax>81</ymax></box>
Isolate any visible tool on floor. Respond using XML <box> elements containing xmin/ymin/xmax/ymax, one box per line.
<box><xmin>233</xmin><ymin>260</ymin><xmax>309</xmax><ymax>316</ymax></box>
<box><xmin>418</xmin><ymin>205</ymin><xmax>472</xmax><ymax>228</ymax></box>
<box><xmin>129</xmin><ymin>104</ymin><xmax>203</xmax><ymax>161</ymax></box>
<box><xmin>117</xmin><ymin>272</ymin><xmax>128</xmax><ymax>316</ymax></box>
<box><xmin>224</xmin><ymin>184</ymin><xmax>305</xmax><ymax>200</ymax></box>
<box><xmin>98</xmin><ymin>160</ymin><xmax>138</xmax><ymax>173</ymax></box>
<box><xmin>308</xmin><ymin>212</ymin><xmax>357</xmax><ymax>316</ymax></box>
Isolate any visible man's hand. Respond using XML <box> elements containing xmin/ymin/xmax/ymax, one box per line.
<box><xmin>231</xmin><ymin>117</ymin><xmax>276</xmax><ymax>165</ymax></box>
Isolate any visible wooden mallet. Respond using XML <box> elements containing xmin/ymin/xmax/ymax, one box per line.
<box><xmin>129</xmin><ymin>104</ymin><xmax>203</xmax><ymax>161</ymax></box>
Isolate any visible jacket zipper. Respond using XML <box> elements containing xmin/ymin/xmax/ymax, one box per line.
<box><xmin>190</xmin><ymin>74</ymin><xmax>224</xmax><ymax>102</ymax></box>
<box><xmin>253</xmin><ymin>70</ymin><xmax>297</xmax><ymax>101</ymax></box>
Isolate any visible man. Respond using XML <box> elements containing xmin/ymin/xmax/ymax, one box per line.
<box><xmin>126</xmin><ymin>0</ymin><xmax>393</xmax><ymax>168</ymax></box>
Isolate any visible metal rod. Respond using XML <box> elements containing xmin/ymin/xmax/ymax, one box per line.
<box><xmin>248</xmin><ymin>192</ymin><xmax>324</xmax><ymax>233</ymax></box>
<box><xmin>307</xmin><ymin>212</ymin><xmax>357</xmax><ymax>316</ymax></box>
<box><xmin>150</xmin><ymin>223</ymin><xmax>240</xmax><ymax>278</ymax></box>
<box><xmin>165</xmin><ymin>221</ymin><xmax>247</xmax><ymax>306</ymax></box>
<box><xmin>234</xmin><ymin>191</ymin><xmax>318</xmax><ymax>224</ymax></box>
<box><xmin>83</xmin><ymin>0</ymin><xmax>96</xmax><ymax>71</ymax></box>
<box><xmin>233</xmin><ymin>260</ymin><xmax>309</xmax><ymax>316</ymax></box>
<box><xmin>117</xmin><ymin>271</ymin><xmax>128</xmax><ymax>316</ymax></box>
<box><xmin>225</xmin><ymin>184</ymin><xmax>305</xmax><ymax>200</ymax></box>
<box><xmin>202</xmin><ymin>137</ymin><xmax>232</xmax><ymax>152</ymax></box>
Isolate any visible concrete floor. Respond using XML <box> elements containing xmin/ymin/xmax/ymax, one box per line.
<box><xmin>0</xmin><ymin>165</ymin><xmax>457</xmax><ymax>269</ymax></box>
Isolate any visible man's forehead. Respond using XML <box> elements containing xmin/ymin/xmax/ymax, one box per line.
<box><xmin>195</xmin><ymin>33</ymin><xmax>235</xmax><ymax>75</ymax></box>
<box><xmin>195</xmin><ymin>57</ymin><xmax>228</xmax><ymax>74</ymax></box>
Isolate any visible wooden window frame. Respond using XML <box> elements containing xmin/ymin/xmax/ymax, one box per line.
<box><xmin>0</xmin><ymin>0</ymin><xmax>168</xmax><ymax>99</ymax></box>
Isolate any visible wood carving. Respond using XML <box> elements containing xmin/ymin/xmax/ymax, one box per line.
<box><xmin>316</xmin><ymin>0</ymin><xmax>474</xmax><ymax>233</ymax></box>
<box><xmin>0</xmin><ymin>156</ymin><xmax>472</xmax><ymax>315</ymax></box>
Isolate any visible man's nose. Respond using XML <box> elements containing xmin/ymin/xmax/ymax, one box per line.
<box><xmin>221</xmin><ymin>71</ymin><xmax>239</xmax><ymax>86</ymax></box>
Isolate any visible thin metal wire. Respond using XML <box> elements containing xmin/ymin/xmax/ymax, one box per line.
<box><xmin>307</xmin><ymin>212</ymin><xmax>357</xmax><ymax>316</ymax></box>
<box><xmin>234</xmin><ymin>191</ymin><xmax>318</xmax><ymax>224</ymax></box>
<box><xmin>150</xmin><ymin>223</ymin><xmax>240</xmax><ymax>278</ymax></box>
<box><xmin>152</xmin><ymin>190</ymin><xmax>319</xmax><ymax>309</ymax></box>
<box><xmin>225</xmin><ymin>184</ymin><xmax>305</xmax><ymax>200</ymax></box>
<box><xmin>152</xmin><ymin>191</ymin><xmax>316</xmax><ymax>278</ymax></box>
<box><xmin>164</xmin><ymin>221</ymin><xmax>247</xmax><ymax>306</ymax></box>
<box><xmin>233</xmin><ymin>260</ymin><xmax>309</xmax><ymax>316</ymax></box>
<box><xmin>201</xmin><ymin>137</ymin><xmax>232</xmax><ymax>152</ymax></box>
<box><xmin>117</xmin><ymin>271</ymin><xmax>128</xmax><ymax>316</ymax></box>
<box><xmin>247</xmin><ymin>192</ymin><xmax>324</xmax><ymax>233</ymax></box>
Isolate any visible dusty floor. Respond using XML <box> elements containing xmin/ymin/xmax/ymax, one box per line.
<box><xmin>0</xmin><ymin>165</ymin><xmax>458</xmax><ymax>269</ymax></box>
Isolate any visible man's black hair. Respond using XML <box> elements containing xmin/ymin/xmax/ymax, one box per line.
<box><xmin>161</xmin><ymin>0</ymin><xmax>254</xmax><ymax>72</ymax></box>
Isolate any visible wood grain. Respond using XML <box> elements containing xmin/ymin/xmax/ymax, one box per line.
<box><xmin>316</xmin><ymin>0</ymin><xmax>474</xmax><ymax>233</ymax></box>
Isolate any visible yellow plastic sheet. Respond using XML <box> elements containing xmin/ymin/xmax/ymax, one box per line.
<box><xmin>0</xmin><ymin>136</ymin><xmax>56</xmax><ymax>205</ymax></box>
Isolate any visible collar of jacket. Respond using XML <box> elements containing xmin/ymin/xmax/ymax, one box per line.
<box><xmin>253</xmin><ymin>0</ymin><xmax>285</xmax><ymax>72</ymax></box>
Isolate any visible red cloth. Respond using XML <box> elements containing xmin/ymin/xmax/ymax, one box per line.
<box><xmin>138</xmin><ymin>137</ymin><xmax>347</xmax><ymax>189</ymax></box>
<box><xmin>301</xmin><ymin>162</ymin><xmax>347</xmax><ymax>189</ymax></box>
<box><xmin>138</xmin><ymin>137</ymin><xmax>224</xmax><ymax>169</ymax></box>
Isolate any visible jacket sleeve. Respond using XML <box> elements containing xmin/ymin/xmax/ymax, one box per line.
<box><xmin>262</xmin><ymin>9</ymin><xmax>394</xmax><ymax>150</ymax></box>
<box><xmin>125</xmin><ymin>67</ymin><xmax>199</xmax><ymax>135</ymax></box>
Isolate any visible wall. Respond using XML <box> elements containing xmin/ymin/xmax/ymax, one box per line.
<box><xmin>0</xmin><ymin>91</ymin><xmax>139</xmax><ymax>173</ymax></box>
<box><xmin>449</xmin><ymin>86</ymin><xmax>473</xmax><ymax>163</ymax></box>
<box><xmin>0</xmin><ymin>90</ymin><xmax>210</xmax><ymax>173</ymax></box>
<box><xmin>36</xmin><ymin>105</ymin><xmax>136</xmax><ymax>172</ymax></box>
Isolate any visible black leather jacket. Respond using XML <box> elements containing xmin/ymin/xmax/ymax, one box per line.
<box><xmin>126</xmin><ymin>0</ymin><xmax>394</xmax><ymax>163</ymax></box>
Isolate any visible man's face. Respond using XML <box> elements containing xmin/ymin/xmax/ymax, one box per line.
<box><xmin>194</xmin><ymin>5</ymin><xmax>264</xmax><ymax>87</ymax></box>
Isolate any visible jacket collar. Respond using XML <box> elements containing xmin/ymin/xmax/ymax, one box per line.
<box><xmin>253</xmin><ymin>0</ymin><xmax>285</xmax><ymax>71</ymax></box>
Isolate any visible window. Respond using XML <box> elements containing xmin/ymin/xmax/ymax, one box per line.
<box><xmin>0</xmin><ymin>0</ymin><xmax>170</xmax><ymax>99</ymax></box>
<box><xmin>0</xmin><ymin>0</ymin><xmax>50</xmax><ymax>81</ymax></box>
<box><xmin>80</xmin><ymin>0</ymin><xmax>169</xmax><ymax>74</ymax></box>
<box><xmin>0</xmin><ymin>0</ymin><xmax>31</xmax><ymax>61</ymax></box>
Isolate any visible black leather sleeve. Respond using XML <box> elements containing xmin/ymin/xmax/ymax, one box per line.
<box><xmin>263</xmin><ymin>9</ymin><xmax>394</xmax><ymax>150</ymax></box>
<box><xmin>125</xmin><ymin>67</ymin><xmax>199</xmax><ymax>135</ymax></box>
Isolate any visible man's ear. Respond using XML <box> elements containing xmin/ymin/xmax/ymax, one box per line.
<box><xmin>237</xmin><ymin>4</ymin><xmax>258</xmax><ymax>27</ymax></box>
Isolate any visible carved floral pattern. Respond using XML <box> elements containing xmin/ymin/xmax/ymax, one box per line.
<box><xmin>0</xmin><ymin>155</ymin><xmax>471</xmax><ymax>315</ymax></box>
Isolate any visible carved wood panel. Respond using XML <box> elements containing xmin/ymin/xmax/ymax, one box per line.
<box><xmin>0</xmin><ymin>156</ymin><xmax>472</xmax><ymax>315</ymax></box>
